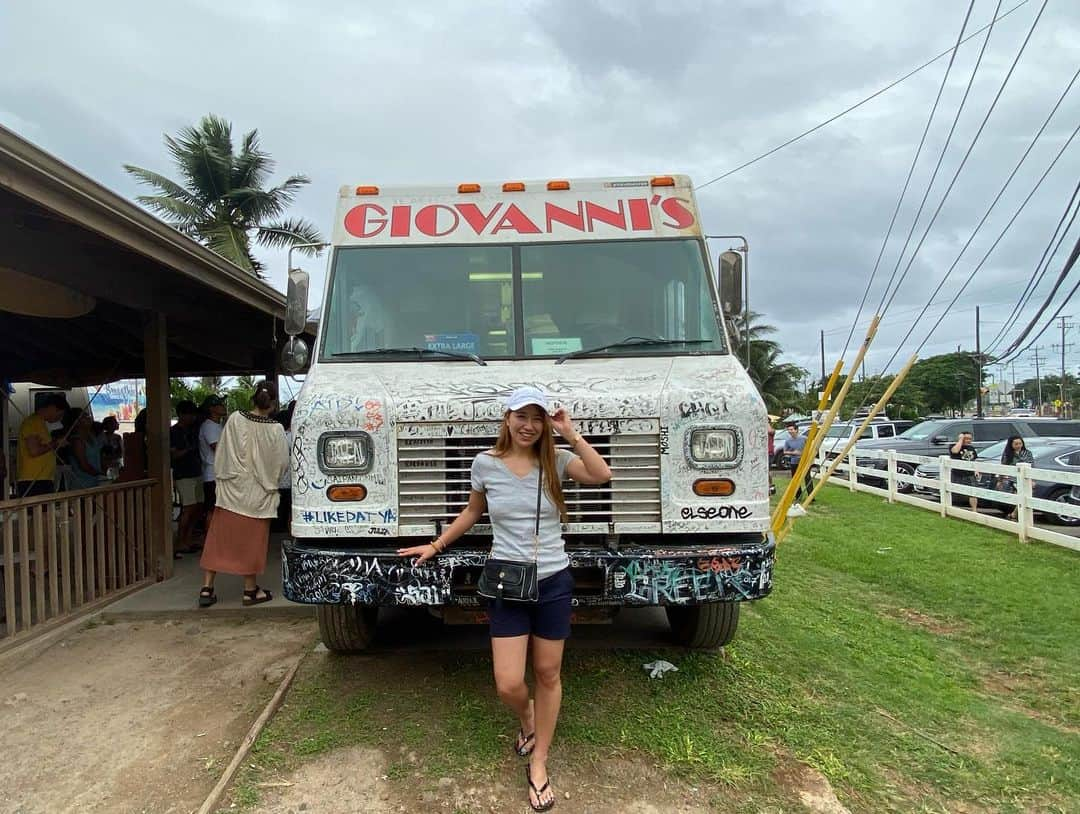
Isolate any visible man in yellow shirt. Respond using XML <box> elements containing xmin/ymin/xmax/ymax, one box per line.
<box><xmin>16</xmin><ymin>393</ymin><xmax>69</xmax><ymax>497</ymax></box>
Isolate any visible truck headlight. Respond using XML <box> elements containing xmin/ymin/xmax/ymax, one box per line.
<box><xmin>687</xmin><ymin>428</ymin><xmax>740</xmax><ymax>466</ymax></box>
<box><xmin>318</xmin><ymin>431</ymin><xmax>374</xmax><ymax>474</ymax></box>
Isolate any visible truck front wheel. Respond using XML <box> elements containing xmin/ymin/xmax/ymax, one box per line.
<box><xmin>667</xmin><ymin>602</ymin><xmax>739</xmax><ymax>648</ymax></box>
<box><xmin>317</xmin><ymin>604</ymin><xmax>378</xmax><ymax>653</ymax></box>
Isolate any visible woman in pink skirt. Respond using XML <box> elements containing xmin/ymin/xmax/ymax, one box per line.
<box><xmin>198</xmin><ymin>381</ymin><xmax>289</xmax><ymax>607</ymax></box>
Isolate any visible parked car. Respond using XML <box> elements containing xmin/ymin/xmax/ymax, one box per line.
<box><xmin>853</xmin><ymin>417</ymin><xmax>1080</xmax><ymax>493</ymax></box>
<box><xmin>817</xmin><ymin>420</ymin><xmax>911</xmax><ymax>458</ymax></box>
<box><xmin>911</xmin><ymin>438</ymin><xmax>1080</xmax><ymax>524</ymax></box>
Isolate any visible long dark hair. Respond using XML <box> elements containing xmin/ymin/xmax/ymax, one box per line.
<box><xmin>493</xmin><ymin>409</ymin><xmax>568</xmax><ymax>522</ymax></box>
<box><xmin>1001</xmin><ymin>435</ymin><xmax>1026</xmax><ymax>465</ymax></box>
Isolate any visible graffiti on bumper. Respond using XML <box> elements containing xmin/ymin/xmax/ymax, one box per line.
<box><xmin>283</xmin><ymin>542</ymin><xmax>774</xmax><ymax>607</ymax></box>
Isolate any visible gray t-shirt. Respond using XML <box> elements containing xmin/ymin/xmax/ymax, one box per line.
<box><xmin>470</xmin><ymin>449</ymin><xmax>576</xmax><ymax>579</ymax></box>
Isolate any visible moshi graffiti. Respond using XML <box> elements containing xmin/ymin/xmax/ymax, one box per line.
<box><xmin>282</xmin><ymin>540</ymin><xmax>774</xmax><ymax>607</ymax></box>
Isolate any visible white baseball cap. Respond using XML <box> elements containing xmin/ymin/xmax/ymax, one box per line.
<box><xmin>505</xmin><ymin>386</ymin><xmax>549</xmax><ymax>412</ymax></box>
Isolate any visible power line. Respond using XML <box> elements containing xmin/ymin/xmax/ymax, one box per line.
<box><xmin>994</xmin><ymin>232</ymin><xmax>1080</xmax><ymax>362</ymax></box>
<box><xmin>839</xmin><ymin>0</ymin><xmax>977</xmax><ymax>361</ymax></box>
<box><xmin>912</xmin><ymin>118</ymin><xmax>1080</xmax><ymax>356</ymax></box>
<box><xmin>985</xmin><ymin>179</ymin><xmax>1080</xmax><ymax>352</ymax></box>
<box><xmin>878</xmin><ymin>0</ymin><xmax>1048</xmax><ymax>317</ymax></box>
<box><xmin>693</xmin><ymin>0</ymin><xmax>1033</xmax><ymax>192</ymax></box>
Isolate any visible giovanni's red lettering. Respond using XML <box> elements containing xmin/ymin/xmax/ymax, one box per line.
<box><xmin>585</xmin><ymin>201</ymin><xmax>626</xmax><ymax>231</ymax></box>
<box><xmin>415</xmin><ymin>204</ymin><xmax>460</xmax><ymax>237</ymax></box>
<box><xmin>390</xmin><ymin>205</ymin><xmax>411</xmax><ymax>237</ymax></box>
<box><xmin>628</xmin><ymin>198</ymin><xmax>652</xmax><ymax>231</ymax></box>
<box><xmin>492</xmin><ymin>204</ymin><xmax>541</xmax><ymax>234</ymax></box>
<box><xmin>545</xmin><ymin>201</ymin><xmax>586</xmax><ymax>232</ymax></box>
<box><xmin>455</xmin><ymin>203</ymin><xmax>503</xmax><ymax>235</ymax></box>
<box><xmin>343</xmin><ymin>204</ymin><xmax>388</xmax><ymax>238</ymax></box>
<box><xmin>660</xmin><ymin>197</ymin><xmax>695</xmax><ymax>229</ymax></box>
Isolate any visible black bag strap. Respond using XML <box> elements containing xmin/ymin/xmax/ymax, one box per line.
<box><xmin>533</xmin><ymin>461</ymin><xmax>543</xmax><ymax>562</ymax></box>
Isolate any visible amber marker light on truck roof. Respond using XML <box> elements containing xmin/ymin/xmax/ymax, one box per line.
<box><xmin>458</xmin><ymin>183</ymin><xmax>481</xmax><ymax>193</ymax></box>
<box><xmin>502</xmin><ymin>182</ymin><xmax>526</xmax><ymax>192</ymax></box>
<box><xmin>547</xmin><ymin>180</ymin><xmax>571</xmax><ymax>190</ymax></box>
<box><xmin>650</xmin><ymin>176</ymin><xmax>676</xmax><ymax>187</ymax></box>
<box><xmin>355</xmin><ymin>186</ymin><xmax>380</xmax><ymax>195</ymax></box>
<box><xmin>692</xmin><ymin>479</ymin><xmax>735</xmax><ymax>497</ymax></box>
<box><xmin>327</xmin><ymin>485</ymin><xmax>368</xmax><ymax>502</ymax></box>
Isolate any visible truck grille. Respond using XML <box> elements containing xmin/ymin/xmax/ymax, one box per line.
<box><xmin>397</xmin><ymin>422</ymin><xmax>661</xmax><ymax>528</ymax></box>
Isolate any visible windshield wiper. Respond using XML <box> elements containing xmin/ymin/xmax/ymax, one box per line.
<box><xmin>555</xmin><ymin>336</ymin><xmax>711</xmax><ymax>364</ymax></box>
<box><xmin>332</xmin><ymin>347</ymin><xmax>487</xmax><ymax>366</ymax></box>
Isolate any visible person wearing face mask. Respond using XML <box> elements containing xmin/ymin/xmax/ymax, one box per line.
<box><xmin>397</xmin><ymin>386</ymin><xmax>611</xmax><ymax>812</ymax></box>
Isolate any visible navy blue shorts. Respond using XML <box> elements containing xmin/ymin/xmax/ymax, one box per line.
<box><xmin>488</xmin><ymin>568</ymin><xmax>574</xmax><ymax>640</ymax></box>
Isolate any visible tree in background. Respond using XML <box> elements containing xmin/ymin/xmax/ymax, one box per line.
<box><xmin>170</xmin><ymin>376</ymin><xmax>256</xmax><ymax>415</ymax></box>
<box><xmin>906</xmin><ymin>352</ymin><xmax>984</xmax><ymax>415</ymax></box>
<box><xmin>837</xmin><ymin>375</ymin><xmax>927</xmax><ymax>420</ymax></box>
<box><xmin>125</xmin><ymin>114</ymin><xmax>323</xmax><ymax>277</ymax></box>
<box><xmin>729</xmin><ymin>312</ymin><xmax>808</xmax><ymax>413</ymax></box>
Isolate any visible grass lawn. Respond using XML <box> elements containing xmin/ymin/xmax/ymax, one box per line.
<box><xmin>229</xmin><ymin>479</ymin><xmax>1079</xmax><ymax>813</ymax></box>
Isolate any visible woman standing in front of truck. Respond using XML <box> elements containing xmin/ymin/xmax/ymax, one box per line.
<box><xmin>398</xmin><ymin>386</ymin><xmax>611</xmax><ymax>812</ymax></box>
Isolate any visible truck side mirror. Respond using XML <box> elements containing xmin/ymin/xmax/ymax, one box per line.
<box><xmin>285</xmin><ymin>269</ymin><xmax>310</xmax><ymax>337</ymax></box>
<box><xmin>718</xmin><ymin>251</ymin><xmax>743</xmax><ymax>317</ymax></box>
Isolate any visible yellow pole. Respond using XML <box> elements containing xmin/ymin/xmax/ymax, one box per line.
<box><xmin>770</xmin><ymin>360</ymin><xmax>842</xmax><ymax>531</ymax></box>
<box><xmin>806</xmin><ymin>353</ymin><xmax>918</xmax><ymax>505</ymax></box>
<box><xmin>772</xmin><ymin>315</ymin><xmax>881</xmax><ymax>536</ymax></box>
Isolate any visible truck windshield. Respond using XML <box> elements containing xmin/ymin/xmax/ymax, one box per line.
<box><xmin>320</xmin><ymin>239</ymin><xmax>726</xmax><ymax>361</ymax></box>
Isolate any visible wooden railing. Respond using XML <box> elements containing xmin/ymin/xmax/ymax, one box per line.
<box><xmin>816</xmin><ymin>449</ymin><xmax>1080</xmax><ymax>552</ymax></box>
<box><xmin>1</xmin><ymin>479</ymin><xmax>156</xmax><ymax>643</ymax></box>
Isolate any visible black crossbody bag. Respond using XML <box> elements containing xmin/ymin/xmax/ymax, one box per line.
<box><xmin>477</xmin><ymin>462</ymin><xmax>542</xmax><ymax>603</ymax></box>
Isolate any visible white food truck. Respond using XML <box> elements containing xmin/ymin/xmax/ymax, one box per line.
<box><xmin>280</xmin><ymin>175</ymin><xmax>774</xmax><ymax>650</ymax></box>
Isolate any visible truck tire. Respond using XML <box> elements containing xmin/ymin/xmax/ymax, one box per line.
<box><xmin>317</xmin><ymin>604</ymin><xmax>378</xmax><ymax>653</ymax></box>
<box><xmin>666</xmin><ymin>602</ymin><xmax>739</xmax><ymax>649</ymax></box>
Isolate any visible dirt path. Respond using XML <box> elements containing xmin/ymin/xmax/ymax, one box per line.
<box><xmin>0</xmin><ymin>617</ymin><xmax>315</xmax><ymax>814</ymax></box>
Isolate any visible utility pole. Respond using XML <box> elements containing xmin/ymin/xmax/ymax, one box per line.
<box><xmin>820</xmin><ymin>329</ymin><xmax>826</xmax><ymax>388</ymax></box>
<box><xmin>1033</xmin><ymin>346</ymin><xmax>1044</xmax><ymax>415</ymax></box>
<box><xmin>1054</xmin><ymin>316</ymin><xmax>1074</xmax><ymax>417</ymax></box>
<box><xmin>976</xmin><ymin>306</ymin><xmax>983</xmax><ymax>418</ymax></box>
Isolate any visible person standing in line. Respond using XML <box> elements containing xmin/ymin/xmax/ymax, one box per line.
<box><xmin>16</xmin><ymin>393</ymin><xmax>68</xmax><ymax>497</ymax></box>
<box><xmin>999</xmin><ymin>435</ymin><xmax>1034</xmax><ymax>520</ymax></box>
<box><xmin>198</xmin><ymin>395</ymin><xmax>227</xmax><ymax>525</ymax></box>
<box><xmin>198</xmin><ymin>381</ymin><xmax>288</xmax><ymax>608</ymax></box>
<box><xmin>68</xmin><ymin>412</ymin><xmax>105</xmax><ymax>490</ymax></box>
<box><xmin>780</xmin><ymin>422</ymin><xmax>806</xmax><ymax>476</ymax></box>
<box><xmin>949</xmin><ymin>430</ymin><xmax>979</xmax><ymax>512</ymax></box>
<box><xmin>100</xmin><ymin>415</ymin><xmax>123</xmax><ymax>476</ymax></box>
<box><xmin>170</xmin><ymin>400</ymin><xmax>204</xmax><ymax>556</ymax></box>
<box><xmin>117</xmin><ymin>408</ymin><xmax>148</xmax><ymax>483</ymax></box>
<box><xmin>398</xmin><ymin>386</ymin><xmax>611</xmax><ymax>812</ymax></box>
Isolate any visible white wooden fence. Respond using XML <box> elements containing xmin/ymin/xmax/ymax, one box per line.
<box><xmin>816</xmin><ymin>449</ymin><xmax>1080</xmax><ymax>552</ymax></box>
<box><xmin>0</xmin><ymin>480</ymin><xmax>156</xmax><ymax>645</ymax></box>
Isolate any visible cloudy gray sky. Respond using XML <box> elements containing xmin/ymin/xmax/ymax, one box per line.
<box><xmin>2</xmin><ymin>0</ymin><xmax>1078</xmax><ymax>391</ymax></box>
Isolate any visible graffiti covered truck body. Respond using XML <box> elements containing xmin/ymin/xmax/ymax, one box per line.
<box><xmin>282</xmin><ymin>175</ymin><xmax>774</xmax><ymax>650</ymax></box>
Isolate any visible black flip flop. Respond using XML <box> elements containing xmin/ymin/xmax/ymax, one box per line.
<box><xmin>198</xmin><ymin>587</ymin><xmax>217</xmax><ymax>608</ymax></box>
<box><xmin>526</xmin><ymin>764</ymin><xmax>555</xmax><ymax>812</ymax></box>
<box><xmin>514</xmin><ymin>729</ymin><xmax>536</xmax><ymax>757</ymax></box>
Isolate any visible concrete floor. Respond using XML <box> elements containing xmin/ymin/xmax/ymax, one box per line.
<box><xmin>103</xmin><ymin>533</ymin><xmax>311</xmax><ymax>620</ymax></box>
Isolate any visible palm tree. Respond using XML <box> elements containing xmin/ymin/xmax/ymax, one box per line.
<box><xmin>729</xmin><ymin>312</ymin><xmax>807</xmax><ymax>412</ymax></box>
<box><xmin>125</xmin><ymin>114</ymin><xmax>323</xmax><ymax>277</ymax></box>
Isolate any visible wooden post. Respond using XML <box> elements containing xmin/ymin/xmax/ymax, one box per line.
<box><xmin>939</xmin><ymin>457</ymin><xmax>950</xmax><ymax>518</ymax></box>
<box><xmin>144</xmin><ymin>311</ymin><xmax>173</xmax><ymax>578</ymax></box>
<box><xmin>1016</xmin><ymin>462</ymin><xmax>1032</xmax><ymax>543</ymax></box>
<box><xmin>887</xmin><ymin>450</ymin><xmax>897</xmax><ymax>504</ymax></box>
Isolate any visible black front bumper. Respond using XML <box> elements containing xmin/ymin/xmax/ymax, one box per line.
<box><xmin>282</xmin><ymin>538</ymin><xmax>775</xmax><ymax>608</ymax></box>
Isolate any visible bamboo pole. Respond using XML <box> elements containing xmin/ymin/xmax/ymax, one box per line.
<box><xmin>771</xmin><ymin>360</ymin><xmax>844</xmax><ymax>532</ymax></box>
<box><xmin>773</xmin><ymin>315</ymin><xmax>881</xmax><ymax>537</ymax></box>
<box><xmin>807</xmin><ymin>354</ymin><xmax>919</xmax><ymax>506</ymax></box>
